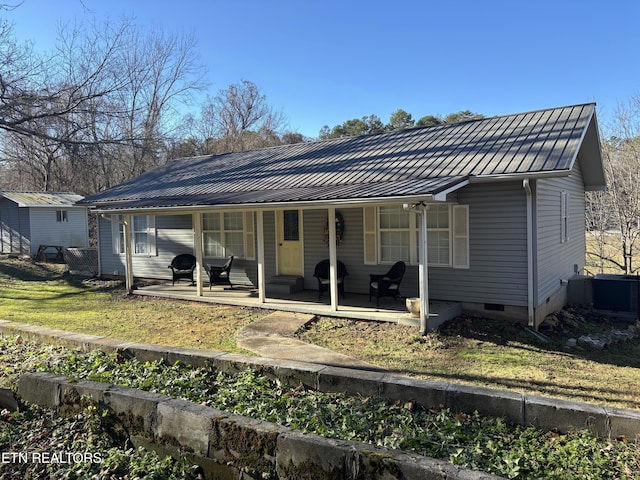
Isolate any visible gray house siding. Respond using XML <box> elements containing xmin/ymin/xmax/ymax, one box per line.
<box><xmin>429</xmin><ymin>182</ymin><xmax>528</xmax><ymax>308</ymax></box>
<box><xmin>99</xmin><ymin>214</ymin><xmax>194</xmax><ymax>278</ymax></box>
<box><xmin>535</xmin><ymin>161</ymin><xmax>586</xmax><ymax>307</ymax></box>
<box><xmin>99</xmin><ymin>213</ymin><xmax>258</xmax><ymax>286</ymax></box>
<box><xmin>0</xmin><ymin>198</ymin><xmax>30</xmax><ymax>254</ymax></box>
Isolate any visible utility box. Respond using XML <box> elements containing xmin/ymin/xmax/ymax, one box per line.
<box><xmin>593</xmin><ymin>274</ymin><xmax>640</xmax><ymax>313</ymax></box>
<box><xmin>567</xmin><ymin>275</ymin><xmax>593</xmax><ymax>306</ymax></box>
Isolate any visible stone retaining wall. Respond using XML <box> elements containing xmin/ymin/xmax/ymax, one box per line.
<box><xmin>18</xmin><ymin>372</ymin><xmax>498</xmax><ymax>480</ymax></box>
<box><xmin>3</xmin><ymin>319</ymin><xmax>640</xmax><ymax>477</ymax></box>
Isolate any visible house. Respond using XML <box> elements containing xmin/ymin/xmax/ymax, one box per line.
<box><xmin>0</xmin><ymin>191</ymin><xmax>89</xmax><ymax>258</ymax></box>
<box><xmin>79</xmin><ymin>103</ymin><xmax>605</xmax><ymax>332</ymax></box>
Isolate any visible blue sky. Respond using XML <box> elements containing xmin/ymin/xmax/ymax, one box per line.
<box><xmin>4</xmin><ymin>0</ymin><xmax>639</xmax><ymax>138</ymax></box>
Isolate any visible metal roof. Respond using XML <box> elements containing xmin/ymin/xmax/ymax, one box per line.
<box><xmin>80</xmin><ymin>103</ymin><xmax>604</xmax><ymax>211</ymax></box>
<box><xmin>0</xmin><ymin>191</ymin><xmax>84</xmax><ymax>207</ymax></box>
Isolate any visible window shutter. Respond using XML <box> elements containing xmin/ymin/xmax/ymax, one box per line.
<box><xmin>148</xmin><ymin>216</ymin><xmax>157</xmax><ymax>256</ymax></box>
<box><xmin>452</xmin><ymin>205</ymin><xmax>469</xmax><ymax>269</ymax></box>
<box><xmin>363</xmin><ymin>206</ymin><xmax>377</xmax><ymax>265</ymax></box>
<box><xmin>111</xmin><ymin>215</ymin><xmax>122</xmax><ymax>254</ymax></box>
<box><xmin>244</xmin><ymin>211</ymin><xmax>256</xmax><ymax>260</ymax></box>
<box><xmin>560</xmin><ymin>191</ymin><xmax>569</xmax><ymax>243</ymax></box>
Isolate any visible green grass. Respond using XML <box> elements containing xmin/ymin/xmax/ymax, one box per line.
<box><xmin>0</xmin><ymin>258</ymin><xmax>264</xmax><ymax>353</ymax></box>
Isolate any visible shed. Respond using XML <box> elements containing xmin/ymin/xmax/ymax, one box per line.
<box><xmin>0</xmin><ymin>191</ymin><xmax>89</xmax><ymax>257</ymax></box>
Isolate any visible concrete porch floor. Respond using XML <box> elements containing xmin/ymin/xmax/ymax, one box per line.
<box><xmin>134</xmin><ymin>282</ymin><xmax>462</xmax><ymax>330</ymax></box>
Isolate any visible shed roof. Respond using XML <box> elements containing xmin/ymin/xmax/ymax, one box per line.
<box><xmin>0</xmin><ymin>191</ymin><xmax>84</xmax><ymax>207</ymax></box>
<box><xmin>81</xmin><ymin>103</ymin><xmax>604</xmax><ymax>212</ymax></box>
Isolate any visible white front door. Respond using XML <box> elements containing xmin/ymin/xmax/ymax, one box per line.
<box><xmin>277</xmin><ymin>209</ymin><xmax>303</xmax><ymax>276</ymax></box>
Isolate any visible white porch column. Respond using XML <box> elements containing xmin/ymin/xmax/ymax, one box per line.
<box><xmin>256</xmin><ymin>210</ymin><xmax>266</xmax><ymax>303</ymax></box>
<box><xmin>123</xmin><ymin>214</ymin><xmax>134</xmax><ymax>294</ymax></box>
<box><xmin>418</xmin><ymin>206</ymin><xmax>430</xmax><ymax>335</ymax></box>
<box><xmin>328</xmin><ymin>207</ymin><xmax>338</xmax><ymax>311</ymax></box>
<box><xmin>193</xmin><ymin>212</ymin><xmax>204</xmax><ymax>296</ymax></box>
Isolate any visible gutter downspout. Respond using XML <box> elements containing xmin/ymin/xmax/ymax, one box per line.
<box><xmin>122</xmin><ymin>214</ymin><xmax>134</xmax><ymax>294</ymax></box>
<box><xmin>96</xmin><ymin>214</ymin><xmax>102</xmax><ymax>277</ymax></box>
<box><xmin>523</xmin><ymin>179</ymin><xmax>535</xmax><ymax>327</ymax></box>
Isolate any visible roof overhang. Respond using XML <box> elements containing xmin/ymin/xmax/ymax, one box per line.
<box><xmin>87</xmin><ymin>176</ymin><xmax>472</xmax><ymax>215</ymax></box>
<box><xmin>575</xmin><ymin>110</ymin><xmax>607</xmax><ymax>191</ymax></box>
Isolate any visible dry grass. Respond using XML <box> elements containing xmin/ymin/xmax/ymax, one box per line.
<box><xmin>300</xmin><ymin>315</ymin><xmax>640</xmax><ymax>411</ymax></box>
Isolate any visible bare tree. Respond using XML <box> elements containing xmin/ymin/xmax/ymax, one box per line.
<box><xmin>0</xmin><ymin>17</ymin><xmax>206</xmax><ymax>194</ymax></box>
<box><xmin>586</xmin><ymin>98</ymin><xmax>640</xmax><ymax>274</ymax></box>
<box><xmin>197</xmin><ymin>80</ymin><xmax>287</xmax><ymax>154</ymax></box>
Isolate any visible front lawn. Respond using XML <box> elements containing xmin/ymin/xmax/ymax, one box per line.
<box><xmin>0</xmin><ymin>258</ymin><xmax>264</xmax><ymax>353</ymax></box>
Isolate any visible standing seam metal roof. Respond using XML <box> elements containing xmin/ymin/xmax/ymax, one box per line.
<box><xmin>80</xmin><ymin>103</ymin><xmax>602</xmax><ymax>210</ymax></box>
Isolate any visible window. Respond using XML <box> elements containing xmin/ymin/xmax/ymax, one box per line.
<box><xmin>202</xmin><ymin>212</ymin><xmax>255</xmax><ymax>259</ymax></box>
<box><xmin>112</xmin><ymin>215</ymin><xmax>156</xmax><ymax>255</ymax></box>
<box><xmin>379</xmin><ymin>206</ymin><xmax>411</xmax><ymax>263</ymax></box>
<box><xmin>561</xmin><ymin>191</ymin><xmax>569</xmax><ymax>243</ymax></box>
<box><xmin>56</xmin><ymin>210</ymin><xmax>68</xmax><ymax>222</ymax></box>
<box><xmin>132</xmin><ymin>216</ymin><xmax>151</xmax><ymax>254</ymax></box>
<box><xmin>426</xmin><ymin>204</ymin><xmax>450</xmax><ymax>266</ymax></box>
<box><xmin>363</xmin><ymin>204</ymin><xmax>469</xmax><ymax>268</ymax></box>
<box><xmin>283</xmin><ymin>210</ymin><xmax>300</xmax><ymax>241</ymax></box>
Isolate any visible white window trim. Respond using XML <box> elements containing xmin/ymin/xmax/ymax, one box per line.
<box><xmin>202</xmin><ymin>211</ymin><xmax>255</xmax><ymax>260</ymax></box>
<box><xmin>112</xmin><ymin>215</ymin><xmax>156</xmax><ymax>256</ymax></box>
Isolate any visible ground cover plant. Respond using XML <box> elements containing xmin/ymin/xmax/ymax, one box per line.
<box><xmin>0</xmin><ymin>403</ymin><xmax>200</xmax><ymax>479</ymax></box>
<box><xmin>1</xmin><ymin>336</ymin><xmax>639</xmax><ymax>479</ymax></box>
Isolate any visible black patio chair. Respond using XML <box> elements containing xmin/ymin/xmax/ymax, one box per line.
<box><xmin>313</xmin><ymin>259</ymin><xmax>348</xmax><ymax>300</ymax></box>
<box><xmin>168</xmin><ymin>253</ymin><xmax>196</xmax><ymax>286</ymax></box>
<box><xmin>207</xmin><ymin>256</ymin><xmax>234</xmax><ymax>290</ymax></box>
<box><xmin>369</xmin><ymin>261</ymin><xmax>406</xmax><ymax>307</ymax></box>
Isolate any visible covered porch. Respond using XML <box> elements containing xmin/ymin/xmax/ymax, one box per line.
<box><xmin>111</xmin><ymin>197</ymin><xmax>463</xmax><ymax>333</ymax></box>
<box><xmin>134</xmin><ymin>281</ymin><xmax>462</xmax><ymax>327</ymax></box>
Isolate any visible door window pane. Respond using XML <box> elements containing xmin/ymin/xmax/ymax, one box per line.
<box><xmin>283</xmin><ymin>210</ymin><xmax>299</xmax><ymax>241</ymax></box>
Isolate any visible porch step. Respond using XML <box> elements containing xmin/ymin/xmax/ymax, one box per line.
<box><xmin>266</xmin><ymin>276</ymin><xmax>304</xmax><ymax>295</ymax></box>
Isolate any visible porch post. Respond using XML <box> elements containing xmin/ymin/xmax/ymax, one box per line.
<box><xmin>418</xmin><ymin>206</ymin><xmax>430</xmax><ymax>335</ymax></box>
<box><xmin>193</xmin><ymin>212</ymin><xmax>204</xmax><ymax>296</ymax></box>
<box><xmin>123</xmin><ymin>214</ymin><xmax>134</xmax><ymax>294</ymax></box>
<box><xmin>328</xmin><ymin>207</ymin><xmax>338</xmax><ymax>311</ymax></box>
<box><xmin>256</xmin><ymin>210</ymin><xmax>266</xmax><ymax>303</ymax></box>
